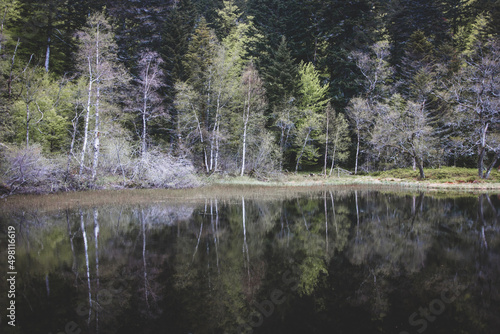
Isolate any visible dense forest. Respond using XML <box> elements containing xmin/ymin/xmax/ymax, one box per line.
<box><xmin>0</xmin><ymin>0</ymin><xmax>499</xmax><ymax>191</ymax></box>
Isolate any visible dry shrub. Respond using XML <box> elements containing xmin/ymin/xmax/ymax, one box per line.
<box><xmin>0</xmin><ymin>144</ymin><xmax>65</xmax><ymax>194</ymax></box>
<box><xmin>247</xmin><ymin>132</ymin><xmax>280</xmax><ymax>178</ymax></box>
<box><xmin>99</xmin><ymin>133</ymin><xmax>134</xmax><ymax>178</ymax></box>
<box><xmin>133</xmin><ymin>149</ymin><xmax>200</xmax><ymax>189</ymax></box>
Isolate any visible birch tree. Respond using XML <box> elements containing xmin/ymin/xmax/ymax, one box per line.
<box><xmin>323</xmin><ymin>103</ymin><xmax>350</xmax><ymax>176</ymax></box>
<box><xmin>239</xmin><ymin>61</ymin><xmax>266</xmax><ymax>176</ymax></box>
<box><xmin>346</xmin><ymin>97</ymin><xmax>373</xmax><ymax>174</ymax></box>
<box><xmin>133</xmin><ymin>50</ymin><xmax>166</xmax><ymax>159</ymax></box>
<box><xmin>75</xmin><ymin>11</ymin><xmax>127</xmax><ymax>181</ymax></box>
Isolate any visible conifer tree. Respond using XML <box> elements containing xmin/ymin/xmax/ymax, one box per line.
<box><xmin>261</xmin><ymin>36</ymin><xmax>299</xmax><ymax>109</ymax></box>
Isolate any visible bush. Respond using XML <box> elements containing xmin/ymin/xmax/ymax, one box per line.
<box><xmin>132</xmin><ymin>149</ymin><xmax>200</xmax><ymax>189</ymax></box>
<box><xmin>0</xmin><ymin>144</ymin><xmax>65</xmax><ymax>194</ymax></box>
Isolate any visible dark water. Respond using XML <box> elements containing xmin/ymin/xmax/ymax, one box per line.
<box><xmin>0</xmin><ymin>189</ymin><xmax>499</xmax><ymax>334</ymax></box>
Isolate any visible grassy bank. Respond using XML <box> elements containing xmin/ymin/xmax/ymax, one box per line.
<box><xmin>203</xmin><ymin>167</ymin><xmax>500</xmax><ymax>190</ymax></box>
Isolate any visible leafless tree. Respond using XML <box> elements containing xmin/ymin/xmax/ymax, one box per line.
<box><xmin>132</xmin><ymin>50</ymin><xmax>166</xmax><ymax>159</ymax></box>
<box><xmin>444</xmin><ymin>38</ymin><xmax>500</xmax><ymax>178</ymax></box>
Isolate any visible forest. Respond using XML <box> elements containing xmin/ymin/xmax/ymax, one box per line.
<box><xmin>0</xmin><ymin>0</ymin><xmax>499</xmax><ymax>192</ymax></box>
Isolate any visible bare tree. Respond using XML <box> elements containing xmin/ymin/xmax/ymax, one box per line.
<box><xmin>133</xmin><ymin>50</ymin><xmax>166</xmax><ymax>159</ymax></box>
<box><xmin>346</xmin><ymin>97</ymin><xmax>373</xmax><ymax>174</ymax></box>
<box><xmin>444</xmin><ymin>39</ymin><xmax>500</xmax><ymax>178</ymax></box>
<box><xmin>75</xmin><ymin>11</ymin><xmax>128</xmax><ymax>181</ymax></box>
<box><xmin>371</xmin><ymin>96</ymin><xmax>434</xmax><ymax>179</ymax></box>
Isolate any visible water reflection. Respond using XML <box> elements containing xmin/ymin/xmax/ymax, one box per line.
<box><xmin>0</xmin><ymin>190</ymin><xmax>499</xmax><ymax>334</ymax></box>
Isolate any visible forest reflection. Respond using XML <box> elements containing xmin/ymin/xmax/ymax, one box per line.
<box><xmin>1</xmin><ymin>190</ymin><xmax>499</xmax><ymax>334</ymax></box>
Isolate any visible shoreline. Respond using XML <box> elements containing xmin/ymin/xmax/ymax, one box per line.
<box><xmin>2</xmin><ymin>175</ymin><xmax>500</xmax><ymax>213</ymax></box>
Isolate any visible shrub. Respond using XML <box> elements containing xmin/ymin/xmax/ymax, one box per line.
<box><xmin>0</xmin><ymin>144</ymin><xmax>65</xmax><ymax>194</ymax></box>
<box><xmin>132</xmin><ymin>149</ymin><xmax>200</xmax><ymax>189</ymax></box>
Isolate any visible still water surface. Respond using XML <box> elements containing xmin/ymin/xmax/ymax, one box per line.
<box><xmin>0</xmin><ymin>188</ymin><xmax>499</xmax><ymax>334</ymax></box>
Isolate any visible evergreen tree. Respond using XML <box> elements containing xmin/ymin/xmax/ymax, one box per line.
<box><xmin>0</xmin><ymin>0</ymin><xmax>21</xmax><ymax>54</ymax></box>
<box><xmin>160</xmin><ymin>0</ymin><xmax>196</xmax><ymax>147</ymax></box>
<box><xmin>386</xmin><ymin>0</ymin><xmax>451</xmax><ymax>67</ymax></box>
<box><xmin>261</xmin><ymin>36</ymin><xmax>299</xmax><ymax>109</ymax></box>
<box><xmin>108</xmin><ymin>0</ymin><xmax>170</xmax><ymax>69</ymax></box>
<box><xmin>293</xmin><ymin>61</ymin><xmax>329</xmax><ymax>171</ymax></box>
<box><xmin>316</xmin><ymin>0</ymin><xmax>382</xmax><ymax>108</ymax></box>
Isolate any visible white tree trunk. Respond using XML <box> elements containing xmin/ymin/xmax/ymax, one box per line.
<box><xmin>79</xmin><ymin>59</ymin><xmax>93</xmax><ymax>176</ymax></box>
<box><xmin>91</xmin><ymin>28</ymin><xmax>101</xmax><ymax>181</ymax></box>
<box><xmin>329</xmin><ymin>129</ymin><xmax>339</xmax><ymax>177</ymax></box>
<box><xmin>92</xmin><ymin>85</ymin><xmax>100</xmax><ymax>181</ymax></box>
<box><xmin>241</xmin><ymin>77</ymin><xmax>252</xmax><ymax>177</ymax></box>
<box><xmin>44</xmin><ymin>36</ymin><xmax>50</xmax><ymax>72</ymax></box>
<box><xmin>241</xmin><ymin>120</ymin><xmax>248</xmax><ymax>176</ymax></box>
<box><xmin>354</xmin><ymin>131</ymin><xmax>360</xmax><ymax>175</ymax></box>
<box><xmin>141</xmin><ymin>62</ymin><xmax>151</xmax><ymax>159</ymax></box>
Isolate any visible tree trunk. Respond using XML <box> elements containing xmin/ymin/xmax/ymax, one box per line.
<box><xmin>415</xmin><ymin>154</ymin><xmax>425</xmax><ymax>179</ymax></box>
<box><xmin>91</xmin><ymin>26</ymin><xmax>101</xmax><ymax>181</ymax></box>
<box><xmin>44</xmin><ymin>36</ymin><xmax>51</xmax><ymax>72</ymax></box>
<box><xmin>92</xmin><ymin>85</ymin><xmax>100</xmax><ymax>181</ymax></box>
<box><xmin>354</xmin><ymin>131</ymin><xmax>360</xmax><ymax>175</ymax></box>
<box><xmin>79</xmin><ymin>59</ymin><xmax>93</xmax><ymax>176</ymax></box>
<box><xmin>142</xmin><ymin>91</ymin><xmax>147</xmax><ymax>159</ymax></box>
<box><xmin>25</xmin><ymin>104</ymin><xmax>30</xmax><ymax>148</ymax></box>
<box><xmin>329</xmin><ymin>128</ymin><xmax>339</xmax><ymax>176</ymax></box>
<box><xmin>141</xmin><ymin>61</ymin><xmax>150</xmax><ymax>159</ymax></box>
<box><xmin>324</xmin><ymin>109</ymin><xmax>329</xmax><ymax>176</ymax></box>
<box><xmin>484</xmin><ymin>154</ymin><xmax>499</xmax><ymax>179</ymax></box>
<box><xmin>241</xmin><ymin>119</ymin><xmax>248</xmax><ymax>176</ymax></box>
<box><xmin>295</xmin><ymin>129</ymin><xmax>311</xmax><ymax>173</ymax></box>
<box><xmin>478</xmin><ymin>123</ymin><xmax>489</xmax><ymax>178</ymax></box>
<box><xmin>241</xmin><ymin>78</ymin><xmax>252</xmax><ymax>177</ymax></box>
<box><xmin>214</xmin><ymin>121</ymin><xmax>220</xmax><ymax>172</ymax></box>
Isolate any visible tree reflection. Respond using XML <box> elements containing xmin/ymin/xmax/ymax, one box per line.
<box><xmin>2</xmin><ymin>190</ymin><xmax>500</xmax><ymax>333</ymax></box>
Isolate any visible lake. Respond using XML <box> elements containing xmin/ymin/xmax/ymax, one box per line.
<box><xmin>0</xmin><ymin>186</ymin><xmax>499</xmax><ymax>334</ymax></box>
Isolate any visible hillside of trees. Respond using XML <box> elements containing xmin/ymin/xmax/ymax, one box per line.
<box><xmin>0</xmin><ymin>0</ymin><xmax>499</xmax><ymax>193</ymax></box>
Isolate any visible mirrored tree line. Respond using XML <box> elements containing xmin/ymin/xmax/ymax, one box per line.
<box><xmin>2</xmin><ymin>191</ymin><xmax>499</xmax><ymax>333</ymax></box>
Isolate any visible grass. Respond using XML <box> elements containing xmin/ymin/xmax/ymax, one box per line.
<box><xmin>371</xmin><ymin>166</ymin><xmax>500</xmax><ymax>183</ymax></box>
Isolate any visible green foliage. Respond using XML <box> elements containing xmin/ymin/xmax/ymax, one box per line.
<box><xmin>298</xmin><ymin>256</ymin><xmax>328</xmax><ymax>296</ymax></box>
<box><xmin>0</xmin><ymin>0</ymin><xmax>21</xmax><ymax>50</ymax></box>
<box><xmin>214</xmin><ymin>0</ymin><xmax>242</xmax><ymax>41</ymax></box>
<box><xmin>161</xmin><ymin>0</ymin><xmax>196</xmax><ymax>84</ymax></box>
<box><xmin>297</xmin><ymin>61</ymin><xmax>329</xmax><ymax>113</ymax></box>
<box><xmin>11</xmin><ymin>66</ymin><xmax>72</xmax><ymax>152</ymax></box>
<box><xmin>183</xmin><ymin>17</ymin><xmax>217</xmax><ymax>89</ymax></box>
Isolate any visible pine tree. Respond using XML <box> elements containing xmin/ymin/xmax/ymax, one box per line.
<box><xmin>161</xmin><ymin>0</ymin><xmax>196</xmax><ymax>147</ymax></box>
<box><xmin>108</xmin><ymin>0</ymin><xmax>170</xmax><ymax>69</ymax></box>
<box><xmin>261</xmin><ymin>36</ymin><xmax>299</xmax><ymax>109</ymax></box>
